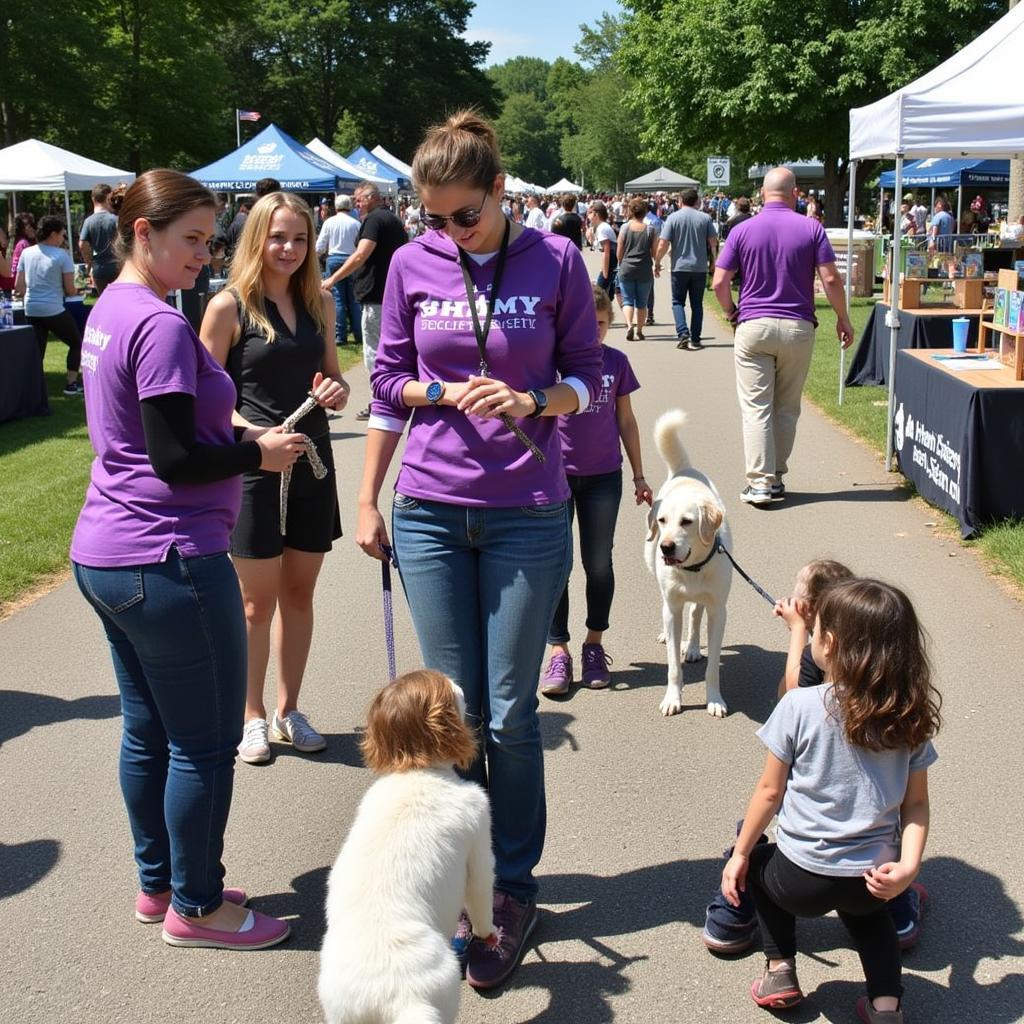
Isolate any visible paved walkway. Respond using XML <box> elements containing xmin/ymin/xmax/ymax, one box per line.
<box><xmin>2</xmin><ymin>258</ymin><xmax>1022</xmax><ymax>1023</ymax></box>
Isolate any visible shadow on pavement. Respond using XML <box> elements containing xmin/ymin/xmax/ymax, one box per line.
<box><xmin>774</xmin><ymin>486</ymin><xmax>911</xmax><ymax>509</ymax></box>
<box><xmin>0</xmin><ymin>838</ymin><xmax>61</xmax><ymax>900</ymax></box>
<box><xmin>327</xmin><ymin>431</ymin><xmax>366</xmax><ymax>441</ymax></box>
<box><xmin>272</xmin><ymin>731</ymin><xmax>364</xmax><ymax>767</ymax></box>
<box><xmin>251</xmin><ymin>864</ymin><xmax>330</xmax><ymax>952</ymax></box>
<box><xmin>0</xmin><ymin>689</ymin><xmax>120</xmax><ymax>749</ymax></box>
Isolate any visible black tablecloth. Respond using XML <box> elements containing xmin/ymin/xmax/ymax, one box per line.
<box><xmin>0</xmin><ymin>325</ymin><xmax>49</xmax><ymax>423</ymax></box>
<box><xmin>846</xmin><ymin>303</ymin><xmax>983</xmax><ymax>387</ymax></box>
<box><xmin>892</xmin><ymin>350</ymin><xmax>1024</xmax><ymax>537</ymax></box>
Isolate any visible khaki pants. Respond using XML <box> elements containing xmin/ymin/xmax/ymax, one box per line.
<box><xmin>734</xmin><ymin>317</ymin><xmax>816</xmax><ymax>489</ymax></box>
<box><xmin>361</xmin><ymin>302</ymin><xmax>382</xmax><ymax>375</ymax></box>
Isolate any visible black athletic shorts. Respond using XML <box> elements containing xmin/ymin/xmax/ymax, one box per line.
<box><xmin>230</xmin><ymin>433</ymin><xmax>342</xmax><ymax>559</ymax></box>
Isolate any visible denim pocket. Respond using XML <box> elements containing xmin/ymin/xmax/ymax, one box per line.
<box><xmin>76</xmin><ymin>564</ymin><xmax>145</xmax><ymax>616</ymax></box>
<box><xmin>393</xmin><ymin>493</ymin><xmax>421</xmax><ymax>511</ymax></box>
<box><xmin>520</xmin><ymin>501</ymin><xmax>566</xmax><ymax>518</ymax></box>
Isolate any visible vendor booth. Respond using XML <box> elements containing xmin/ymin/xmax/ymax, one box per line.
<box><xmin>343</xmin><ymin>147</ymin><xmax>412</xmax><ymax>192</ymax></box>
<box><xmin>848</xmin><ymin>2</ymin><xmax>1024</xmax><ymax>531</ymax></box>
<box><xmin>547</xmin><ymin>177</ymin><xmax>584</xmax><ymax>194</ymax></box>
<box><xmin>878</xmin><ymin>158</ymin><xmax>1009</xmax><ymax>229</ymax></box>
<box><xmin>371</xmin><ymin>145</ymin><xmax>413</xmax><ymax>180</ymax></box>
<box><xmin>305</xmin><ymin>139</ymin><xmax>390</xmax><ymax>189</ymax></box>
<box><xmin>624</xmin><ymin>167</ymin><xmax>700</xmax><ymax>192</ymax></box>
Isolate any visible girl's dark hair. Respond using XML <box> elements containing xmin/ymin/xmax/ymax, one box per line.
<box><xmin>801</xmin><ymin>559</ymin><xmax>854</xmax><ymax>615</ymax></box>
<box><xmin>112</xmin><ymin>169</ymin><xmax>215</xmax><ymax>261</ymax></box>
<box><xmin>628</xmin><ymin>196</ymin><xmax>649</xmax><ymax>219</ymax></box>
<box><xmin>14</xmin><ymin>212</ymin><xmax>36</xmax><ymax>241</ymax></box>
<box><xmin>818</xmin><ymin>578</ymin><xmax>941</xmax><ymax>751</ymax></box>
<box><xmin>37</xmin><ymin>215</ymin><xmax>66</xmax><ymax>240</ymax></box>
<box><xmin>589</xmin><ymin>200</ymin><xmax>609</xmax><ymax>221</ymax></box>
<box><xmin>592</xmin><ymin>282</ymin><xmax>614</xmax><ymax>323</ymax></box>
<box><xmin>412</xmin><ymin>109</ymin><xmax>502</xmax><ymax>191</ymax></box>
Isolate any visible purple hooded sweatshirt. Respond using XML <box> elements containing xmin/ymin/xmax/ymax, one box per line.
<box><xmin>370</xmin><ymin>226</ymin><xmax>603</xmax><ymax>507</ymax></box>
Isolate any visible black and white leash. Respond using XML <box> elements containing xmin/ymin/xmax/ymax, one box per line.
<box><xmin>378</xmin><ymin>542</ymin><xmax>400</xmax><ymax>681</ymax></box>
<box><xmin>278</xmin><ymin>392</ymin><xmax>328</xmax><ymax>536</ymax></box>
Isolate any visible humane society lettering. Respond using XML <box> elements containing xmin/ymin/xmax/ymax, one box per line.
<box><xmin>80</xmin><ymin>324</ymin><xmax>112</xmax><ymax>372</ymax></box>
<box><xmin>417</xmin><ymin>287</ymin><xmax>540</xmax><ymax>332</ymax></box>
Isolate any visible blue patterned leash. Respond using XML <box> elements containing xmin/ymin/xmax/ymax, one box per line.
<box><xmin>379</xmin><ymin>543</ymin><xmax>400</xmax><ymax>680</ymax></box>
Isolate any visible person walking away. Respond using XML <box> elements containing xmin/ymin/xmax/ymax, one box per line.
<box><xmin>14</xmin><ymin>215</ymin><xmax>83</xmax><ymax>397</ymax></box>
<box><xmin>316</xmin><ymin>194</ymin><xmax>363</xmax><ymax>347</ymax></box>
<box><xmin>355</xmin><ymin>110</ymin><xmax>602</xmax><ymax>990</ymax></box>
<box><xmin>616</xmin><ymin>197</ymin><xmax>658</xmax><ymax>340</ymax></box>
<box><xmin>655</xmin><ymin>188</ymin><xmax>717</xmax><ymax>350</ymax></box>
<box><xmin>524</xmin><ymin>194</ymin><xmax>548</xmax><ymax>231</ymax></box>
<box><xmin>79</xmin><ymin>183</ymin><xmax>120</xmax><ymax>295</ymax></box>
<box><xmin>550</xmin><ymin>194</ymin><xmax>584</xmax><ymax>249</ymax></box>
<box><xmin>721</xmin><ymin>579</ymin><xmax>939</xmax><ymax>1024</ymax></box>
<box><xmin>589</xmin><ymin>201</ymin><xmax>618</xmax><ymax>301</ymax></box>
<box><xmin>70</xmin><ymin>169</ymin><xmax>302</xmax><ymax>951</ymax></box>
<box><xmin>224</xmin><ymin>197</ymin><xmax>255</xmax><ymax>266</ymax></box>
<box><xmin>712</xmin><ymin>167</ymin><xmax>853</xmax><ymax>507</ymax></box>
<box><xmin>539</xmin><ymin>284</ymin><xmax>652</xmax><ymax>696</ymax></box>
<box><xmin>321</xmin><ymin>181</ymin><xmax>406</xmax><ymax>421</ymax></box>
<box><xmin>201</xmin><ymin>191</ymin><xmax>350</xmax><ymax>765</ymax></box>
<box><xmin>927</xmin><ymin>197</ymin><xmax>954</xmax><ymax>253</ymax></box>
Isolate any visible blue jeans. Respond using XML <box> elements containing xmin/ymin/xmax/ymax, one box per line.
<box><xmin>618</xmin><ymin>278</ymin><xmax>652</xmax><ymax>310</ymax></box>
<box><xmin>73</xmin><ymin>548</ymin><xmax>246</xmax><ymax>917</ymax></box>
<box><xmin>671</xmin><ymin>270</ymin><xmax>707</xmax><ymax>340</ymax></box>
<box><xmin>548</xmin><ymin>470</ymin><xmax>622</xmax><ymax>643</ymax></box>
<box><xmin>391</xmin><ymin>495</ymin><xmax>572</xmax><ymax>900</ymax></box>
<box><xmin>325</xmin><ymin>254</ymin><xmax>362</xmax><ymax>344</ymax></box>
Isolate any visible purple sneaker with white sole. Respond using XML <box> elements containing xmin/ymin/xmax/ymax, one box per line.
<box><xmin>581</xmin><ymin>643</ymin><xmax>612</xmax><ymax>688</ymax></box>
<box><xmin>539</xmin><ymin>651</ymin><xmax>572</xmax><ymax>696</ymax></box>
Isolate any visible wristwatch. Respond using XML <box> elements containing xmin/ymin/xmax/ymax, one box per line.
<box><xmin>527</xmin><ymin>388</ymin><xmax>548</xmax><ymax>418</ymax></box>
<box><xmin>425</xmin><ymin>380</ymin><xmax>445</xmax><ymax>405</ymax></box>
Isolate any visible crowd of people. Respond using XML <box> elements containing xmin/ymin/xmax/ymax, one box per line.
<box><xmin>0</xmin><ymin>111</ymin><xmax>937</xmax><ymax>1024</ymax></box>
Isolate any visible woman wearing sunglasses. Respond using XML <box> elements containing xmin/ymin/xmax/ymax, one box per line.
<box><xmin>355</xmin><ymin>110</ymin><xmax>602</xmax><ymax>990</ymax></box>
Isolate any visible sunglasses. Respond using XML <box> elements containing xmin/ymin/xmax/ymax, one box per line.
<box><xmin>422</xmin><ymin>190</ymin><xmax>489</xmax><ymax>231</ymax></box>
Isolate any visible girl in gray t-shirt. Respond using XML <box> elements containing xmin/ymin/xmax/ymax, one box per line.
<box><xmin>721</xmin><ymin>579</ymin><xmax>941</xmax><ymax>1024</ymax></box>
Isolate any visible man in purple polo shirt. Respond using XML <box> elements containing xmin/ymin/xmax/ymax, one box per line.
<box><xmin>712</xmin><ymin>167</ymin><xmax>853</xmax><ymax>506</ymax></box>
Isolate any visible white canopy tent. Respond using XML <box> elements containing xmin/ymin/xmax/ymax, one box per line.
<box><xmin>371</xmin><ymin>145</ymin><xmax>413</xmax><ymax>180</ymax></box>
<box><xmin>846</xmin><ymin>3</ymin><xmax>1024</xmax><ymax>465</ymax></box>
<box><xmin>547</xmin><ymin>177</ymin><xmax>584</xmax><ymax>194</ymax></box>
<box><xmin>305</xmin><ymin>138</ymin><xmax>391</xmax><ymax>189</ymax></box>
<box><xmin>0</xmin><ymin>138</ymin><xmax>134</xmax><ymax>256</ymax></box>
<box><xmin>624</xmin><ymin>167</ymin><xmax>700</xmax><ymax>192</ymax></box>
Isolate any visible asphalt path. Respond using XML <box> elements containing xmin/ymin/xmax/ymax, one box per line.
<box><xmin>2</xmin><ymin>253</ymin><xmax>1022</xmax><ymax>1023</ymax></box>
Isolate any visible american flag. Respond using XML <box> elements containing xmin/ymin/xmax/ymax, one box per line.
<box><xmin>237</xmin><ymin>109</ymin><xmax>261</xmax><ymax>122</ymax></box>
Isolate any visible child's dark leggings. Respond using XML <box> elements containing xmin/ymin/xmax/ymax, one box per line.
<box><xmin>746</xmin><ymin>843</ymin><xmax>903</xmax><ymax>1002</ymax></box>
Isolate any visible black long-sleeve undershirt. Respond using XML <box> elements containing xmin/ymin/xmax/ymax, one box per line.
<box><xmin>140</xmin><ymin>392</ymin><xmax>262</xmax><ymax>484</ymax></box>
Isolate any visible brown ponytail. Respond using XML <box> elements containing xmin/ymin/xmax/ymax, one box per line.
<box><xmin>412</xmin><ymin>109</ymin><xmax>502</xmax><ymax>191</ymax></box>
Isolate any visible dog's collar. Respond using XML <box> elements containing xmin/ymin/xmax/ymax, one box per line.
<box><xmin>681</xmin><ymin>535</ymin><xmax>722</xmax><ymax>572</ymax></box>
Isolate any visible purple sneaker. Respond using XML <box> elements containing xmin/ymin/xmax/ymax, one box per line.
<box><xmin>465</xmin><ymin>891</ymin><xmax>538</xmax><ymax>990</ymax></box>
<box><xmin>539</xmin><ymin>651</ymin><xmax>572</xmax><ymax>696</ymax></box>
<box><xmin>581</xmin><ymin>643</ymin><xmax>612</xmax><ymax>688</ymax></box>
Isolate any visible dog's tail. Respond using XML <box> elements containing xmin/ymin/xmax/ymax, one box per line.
<box><xmin>653</xmin><ymin>409</ymin><xmax>691</xmax><ymax>477</ymax></box>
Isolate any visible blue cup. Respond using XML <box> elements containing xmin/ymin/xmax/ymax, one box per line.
<box><xmin>952</xmin><ymin>317</ymin><xmax>970</xmax><ymax>352</ymax></box>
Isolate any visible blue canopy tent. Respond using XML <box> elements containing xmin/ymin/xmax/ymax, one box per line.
<box><xmin>878</xmin><ymin>158</ymin><xmax>1009</xmax><ymax>229</ymax></box>
<box><xmin>344</xmin><ymin>146</ymin><xmax>412</xmax><ymax>192</ymax></box>
<box><xmin>191</xmin><ymin>124</ymin><xmax>358</xmax><ymax>192</ymax></box>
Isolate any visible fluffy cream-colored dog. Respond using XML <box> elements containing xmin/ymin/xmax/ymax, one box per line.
<box><xmin>645</xmin><ymin>409</ymin><xmax>733</xmax><ymax>718</ymax></box>
<box><xmin>318</xmin><ymin>670</ymin><xmax>495</xmax><ymax>1024</ymax></box>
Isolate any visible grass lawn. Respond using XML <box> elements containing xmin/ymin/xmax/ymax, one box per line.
<box><xmin>708</xmin><ymin>293</ymin><xmax>1024</xmax><ymax>593</ymax></box>
<box><xmin>0</xmin><ymin>340</ymin><xmax>364</xmax><ymax>615</ymax></box>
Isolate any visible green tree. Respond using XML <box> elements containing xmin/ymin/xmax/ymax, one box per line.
<box><xmin>546</xmin><ymin>57</ymin><xmax>590</xmax><ymax>137</ymax></box>
<box><xmin>619</xmin><ymin>0</ymin><xmax>1005</xmax><ymax>224</ymax></box>
<box><xmin>488</xmin><ymin>56</ymin><xmax>552</xmax><ymax>102</ymax></box>
<box><xmin>574</xmin><ymin>10</ymin><xmax>622</xmax><ymax>69</ymax></box>
<box><xmin>495</xmin><ymin>92</ymin><xmax>563</xmax><ymax>185</ymax></box>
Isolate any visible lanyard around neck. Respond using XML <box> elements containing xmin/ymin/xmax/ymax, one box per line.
<box><xmin>458</xmin><ymin>217</ymin><xmax>510</xmax><ymax>376</ymax></box>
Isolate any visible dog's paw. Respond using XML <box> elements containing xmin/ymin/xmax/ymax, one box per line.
<box><xmin>657</xmin><ymin>631</ymin><xmax>666</xmax><ymax>644</ymax></box>
<box><xmin>659</xmin><ymin>689</ymin><xmax>683</xmax><ymax>716</ymax></box>
<box><xmin>706</xmin><ymin>699</ymin><xmax>728</xmax><ymax>719</ymax></box>
<box><xmin>682</xmin><ymin>643</ymin><xmax>704</xmax><ymax>663</ymax></box>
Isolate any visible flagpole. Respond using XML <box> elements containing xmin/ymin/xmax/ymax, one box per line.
<box><xmin>236</xmin><ymin>109</ymin><xmax>241</xmax><ymax>149</ymax></box>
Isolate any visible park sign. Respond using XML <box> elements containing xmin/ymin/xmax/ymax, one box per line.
<box><xmin>707</xmin><ymin>157</ymin><xmax>730</xmax><ymax>187</ymax></box>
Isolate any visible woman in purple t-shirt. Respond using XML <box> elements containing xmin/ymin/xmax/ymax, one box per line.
<box><xmin>70</xmin><ymin>170</ymin><xmax>303</xmax><ymax>952</ymax></box>
<box><xmin>355</xmin><ymin>111</ymin><xmax>602</xmax><ymax>989</ymax></box>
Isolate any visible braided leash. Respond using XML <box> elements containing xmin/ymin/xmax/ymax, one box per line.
<box><xmin>379</xmin><ymin>542</ymin><xmax>399</xmax><ymax>681</ymax></box>
<box><xmin>278</xmin><ymin>392</ymin><xmax>328</xmax><ymax>536</ymax></box>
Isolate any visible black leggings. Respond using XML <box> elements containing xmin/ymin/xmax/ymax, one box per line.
<box><xmin>28</xmin><ymin>311</ymin><xmax>82</xmax><ymax>373</ymax></box>
<box><xmin>746</xmin><ymin>843</ymin><xmax>902</xmax><ymax>1002</ymax></box>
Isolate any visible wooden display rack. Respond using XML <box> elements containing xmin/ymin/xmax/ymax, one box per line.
<box><xmin>978</xmin><ymin>268</ymin><xmax>1024</xmax><ymax>380</ymax></box>
<box><xmin>884</xmin><ymin>274</ymin><xmax>986</xmax><ymax>310</ymax></box>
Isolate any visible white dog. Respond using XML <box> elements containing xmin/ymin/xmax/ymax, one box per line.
<box><xmin>319</xmin><ymin>670</ymin><xmax>495</xmax><ymax>1024</ymax></box>
<box><xmin>644</xmin><ymin>409</ymin><xmax>733</xmax><ymax>718</ymax></box>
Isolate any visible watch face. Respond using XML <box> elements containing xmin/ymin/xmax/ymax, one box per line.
<box><xmin>426</xmin><ymin>381</ymin><xmax>443</xmax><ymax>403</ymax></box>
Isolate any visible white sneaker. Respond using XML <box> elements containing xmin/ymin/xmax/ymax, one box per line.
<box><xmin>271</xmin><ymin>710</ymin><xmax>326</xmax><ymax>753</ymax></box>
<box><xmin>238</xmin><ymin>718</ymin><xmax>271</xmax><ymax>764</ymax></box>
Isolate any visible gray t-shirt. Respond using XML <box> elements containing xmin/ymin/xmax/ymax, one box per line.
<box><xmin>659</xmin><ymin>207</ymin><xmax>717</xmax><ymax>272</ymax></box>
<box><xmin>20</xmin><ymin>243</ymin><xmax>74</xmax><ymax>317</ymax></box>
<box><xmin>617</xmin><ymin>223</ymin><xmax>657</xmax><ymax>281</ymax></box>
<box><xmin>758</xmin><ymin>685</ymin><xmax>937</xmax><ymax>877</ymax></box>
<box><xmin>79</xmin><ymin>211</ymin><xmax>119</xmax><ymax>277</ymax></box>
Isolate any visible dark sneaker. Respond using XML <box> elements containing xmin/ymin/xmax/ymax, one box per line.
<box><xmin>465</xmin><ymin>891</ymin><xmax>538</xmax><ymax>990</ymax></box>
<box><xmin>740</xmin><ymin>485</ymin><xmax>772</xmax><ymax>507</ymax></box>
<box><xmin>647</xmin><ymin>317</ymin><xmax>656</xmax><ymax>325</ymax></box>
<box><xmin>63</xmin><ymin>380</ymin><xmax>83</xmax><ymax>396</ymax></box>
<box><xmin>890</xmin><ymin>882</ymin><xmax>927</xmax><ymax>950</ymax></box>
<box><xmin>625</xmin><ymin>326</ymin><xmax>635</xmax><ymax>341</ymax></box>
<box><xmin>676</xmin><ymin>329</ymin><xmax>691</xmax><ymax>350</ymax></box>
<box><xmin>771</xmin><ymin>478</ymin><xmax>786</xmax><ymax>499</ymax></box>
<box><xmin>355</xmin><ymin>407</ymin><xmax>371</xmax><ymax>421</ymax></box>
<box><xmin>581</xmin><ymin>643</ymin><xmax>612</xmax><ymax>689</ymax></box>
<box><xmin>451</xmin><ymin>909</ymin><xmax>473</xmax><ymax>971</ymax></box>
<box><xmin>539</xmin><ymin>651</ymin><xmax>572</xmax><ymax>696</ymax></box>
<box><xmin>856</xmin><ymin>995</ymin><xmax>903</xmax><ymax>1023</ymax></box>
<box><xmin>686</xmin><ymin>338</ymin><xmax>704</xmax><ymax>351</ymax></box>
<box><xmin>750</xmin><ymin>960</ymin><xmax>803</xmax><ymax>1009</ymax></box>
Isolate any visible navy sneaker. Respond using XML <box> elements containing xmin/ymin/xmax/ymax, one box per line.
<box><xmin>702</xmin><ymin>822</ymin><xmax>767</xmax><ymax>955</ymax></box>
<box><xmin>889</xmin><ymin>882</ymin><xmax>928</xmax><ymax>950</ymax></box>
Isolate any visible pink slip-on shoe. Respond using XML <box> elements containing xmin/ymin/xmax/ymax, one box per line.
<box><xmin>136</xmin><ymin>887</ymin><xmax>248</xmax><ymax>923</ymax></box>
<box><xmin>161</xmin><ymin>905</ymin><xmax>290</xmax><ymax>950</ymax></box>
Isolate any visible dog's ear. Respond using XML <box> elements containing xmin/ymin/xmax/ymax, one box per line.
<box><xmin>646</xmin><ymin>500</ymin><xmax>660</xmax><ymax>542</ymax></box>
<box><xmin>698</xmin><ymin>501</ymin><xmax>723</xmax><ymax>547</ymax></box>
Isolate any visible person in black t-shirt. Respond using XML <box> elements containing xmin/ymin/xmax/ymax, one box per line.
<box><xmin>549</xmin><ymin>193</ymin><xmax>584</xmax><ymax>249</ymax></box>
<box><xmin>321</xmin><ymin>181</ymin><xmax>406</xmax><ymax>419</ymax></box>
